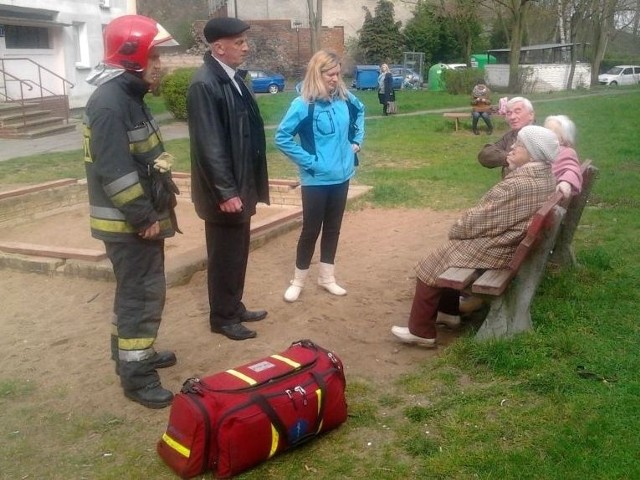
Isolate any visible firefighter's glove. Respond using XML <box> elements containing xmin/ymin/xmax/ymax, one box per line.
<box><xmin>153</xmin><ymin>152</ymin><xmax>175</xmax><ymax>173</ymax></box>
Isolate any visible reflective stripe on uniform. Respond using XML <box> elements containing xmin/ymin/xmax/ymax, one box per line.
<box><xmin>118</xmin><ymin>343</ymin><xmax>155</xmax><ymax>361</ymax></box>
<box><xmin>90</xmin><ymin>217</ymin><xmax>137</xmax><ymax>233</ymax></box>
<box><xmin>110</xmin><ymin>183</ymin><xmax>145</xmax><ymax>207</ymax></box>
<box><xmin>83</xmin><ymin>124</ymin><xmax>92</xmax><ymax>163</ymax></box>
<box><xmin>225</xmin><ymin>369</ymin><xmax>257</xmax><ymax>385</ymax></box>
<box><xmin>91</xmin><ymin>205</ymin><xmax>126</xmax><ymax>220</ymax></box>
<box><xmin>129</xmin><ymin>122</ymin><xmax>162</xmax><ymax>155</ymax></box>
<box><xmin>104</xmin><ymin>172</ymin><xmax>144</xmax><ymax>207</ymax></box>
<box><xmin>162</xmin><ymin>432</ymin><xmax>191</xmax><ymax>458</ymax></box>
<box><xmin>104</xmin><ymin>171</ymin><xmax>139</xmax><ymax>197</ymax></box>
<box><xmin>90</xmin><ymin>216</ymin><xmax>173</xmax><ymax>234</ymax></box>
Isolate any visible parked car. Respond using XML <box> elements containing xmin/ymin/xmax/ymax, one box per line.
<box><xmin>246</xmin><ymin>69</ymin><xmax>285</xmax><ymax>94</ymax></box>
<box><xmin>598</xmin><ymin>65</ymin><xmax>640</xmax><ymax>86</ymax></box>
<box><xmin>389</xmin><ymin>65</ymin><xmax>423</xmax><ymax>89</ymax></box>
<box><xmin>444</xmin><ymin>63</ymin><xmax>468</xmax><ymax>71</ymax></box>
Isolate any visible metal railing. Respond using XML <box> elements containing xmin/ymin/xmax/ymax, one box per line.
<box><xmin>0</xmin><ymin>57</ymin><xmax>75</xmax><ymax>127</ymax></box>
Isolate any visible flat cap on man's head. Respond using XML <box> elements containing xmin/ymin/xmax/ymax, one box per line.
<box><xmin>204</xmin><ymin>17</ymin><xmax>250</xmax><ymax>43</ymax></box>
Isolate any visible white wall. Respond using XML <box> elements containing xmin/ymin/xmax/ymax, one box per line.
<box><xmin>0</xmin><ymin>0</ymin><xmax>134</xmax><ymax>109</ymax></box>
<box><xmin>486</xmin><ymin>63</ymin><xmax>591</xmax><ymax>92</ymax></box>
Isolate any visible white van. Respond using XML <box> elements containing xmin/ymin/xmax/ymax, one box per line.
<box><xmin>598</xmin><ymin>65</ymin><xmax>640</xmax><ymax>86</ymax></box>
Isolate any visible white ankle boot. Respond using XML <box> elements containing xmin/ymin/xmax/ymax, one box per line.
<box><xmin>284</xmin><ymin>267</ymin><xmax>309</xmax><ymax>302</ymax></box>
<box><xmin>317</xmin><ymin>262</ymin><xmax>347</xmax><ymax>296</ymax></box>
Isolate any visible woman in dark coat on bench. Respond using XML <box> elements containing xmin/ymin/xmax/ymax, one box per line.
<box><xmin>392</xmin><ymin>126</ymin><xmax>559</xmax><ymax>347</ymax></box>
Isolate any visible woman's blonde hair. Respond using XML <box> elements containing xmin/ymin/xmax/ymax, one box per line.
<box><xmin>380</xmin><ymin>63</ymin><xmax>389</xmax><ymax>73</ymax></box>
<box><xmin>301</xmin><ymin>49</ymin><xmax>348</xmax><ymax>102</ymax></box>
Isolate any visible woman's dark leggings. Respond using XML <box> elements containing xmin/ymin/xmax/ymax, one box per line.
<box><xmin>296</xmin><ymin>180</ymin><xmax>349</xmax><ymax>269</ymax></box>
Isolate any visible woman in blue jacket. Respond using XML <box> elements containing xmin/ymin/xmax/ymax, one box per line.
<box><xmin>275</xmin><ymin>49</ymin><xmax>365</xmax><ymax>302</ymax></box>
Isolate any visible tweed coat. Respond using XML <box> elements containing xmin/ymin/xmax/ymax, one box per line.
<box><xmin>416</xmin><ymin>162</ymin><xmax>556</xmax><ymax>286</ymax></box>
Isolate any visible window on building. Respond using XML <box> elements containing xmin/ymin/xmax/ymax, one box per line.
<box><xmin>4</xmin><ymin>25</ymin><xmax>50</xmax><ymax>49</ymax></box>
<box><xmin>73</xmin><ymin>22</ymin><xmax>90</xmax><ymax>68</ymax></box>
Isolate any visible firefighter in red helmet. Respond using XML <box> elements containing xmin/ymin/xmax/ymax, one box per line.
<box><xmin>83</xmin><ymin>15</ymin><xmax>179</xmax><ymax>409</ymax></box>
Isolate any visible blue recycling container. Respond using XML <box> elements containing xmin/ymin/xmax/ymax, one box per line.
<box><xmin>353</xmin><ymin>65</ymin><xmax>380</xmax><ymax>90</ymax></box>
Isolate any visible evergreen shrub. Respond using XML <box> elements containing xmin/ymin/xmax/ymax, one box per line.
<box><xmin>161</xmin><ymin>68</ymin><xmax>197</xmax><ymax>120</ymax></box>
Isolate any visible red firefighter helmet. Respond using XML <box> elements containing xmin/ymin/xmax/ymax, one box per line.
<box><xmin>103</xmin><ymin>15</ymin><xmax>178</xmax><ymax>72</ymax></box>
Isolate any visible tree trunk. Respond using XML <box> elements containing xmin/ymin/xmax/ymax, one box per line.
<box><xmin>307</xmin><ymin>0</ymin><xmax>322</xmax><ymax>53</ymax></box>
<box><xmin>507</xmin><ymin>0</ymin><xmax>530</xmax><ymax>93</ymax></box>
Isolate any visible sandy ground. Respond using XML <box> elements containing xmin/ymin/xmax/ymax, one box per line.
<box><xmin>0</xmin><ymin>207</ymin><xmax>466</xmax><ymax>416</ymax></box>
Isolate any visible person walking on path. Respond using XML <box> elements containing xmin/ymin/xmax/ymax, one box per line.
<box><xmin>187</xmin><ymin>17</ymin><xmax>270</xmax><ymax>341</ymax></box>
<box><xmin>275</xmin><ymin>49</ymin><xmax>365</xmax><ymax>303</ymax></box>
<box><xmin>82</xmin><ymin>15</ymin><xmax>180</xmax><ymax>409</ymax></box>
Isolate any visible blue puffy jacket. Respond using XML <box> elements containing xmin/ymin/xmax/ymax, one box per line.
<box><xmin>275</xmin><ymin>91</ymin><xmax>365</xmax><ymax>186</ymax></box>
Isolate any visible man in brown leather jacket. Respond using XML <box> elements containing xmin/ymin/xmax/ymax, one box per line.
<box><xmin>187</xmin><ymin>18</ymin><xmax>270</xmax><ymax>341</ymax></box>
<box><xmin>477</xmin><ymin>96</ymin><xmax>535</xmax><ymax>176</ymax></box>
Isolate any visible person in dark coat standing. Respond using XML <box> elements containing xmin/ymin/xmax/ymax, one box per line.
<box><xmin>187</xmin><ymin>17</ymin><xmax>270</xmax><ymax>341</ymax></box>
<box><xmin>83</xmin><ymin>15</ymin><xmax>180</xmax><ymax>409</ymax></box>
<box><xmin>377</xmin><ymin>63</ymin><xmax>395</xmax><ymax>115</ymax></box>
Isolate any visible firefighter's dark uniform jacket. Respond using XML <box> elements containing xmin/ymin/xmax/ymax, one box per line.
<box><xmin>83</xmin><ymin>72</ymin><xmax>175</xmax><ymax>391</ymax></box>
<box><xmin>188</xmin><ymin>53</ymin><xmax>270</xmax><ymax>224</ymax></box>
<box><xmin>83</xmin><ymin>72</ymin><xmax>176</xmax><ymax>241</ymax></box>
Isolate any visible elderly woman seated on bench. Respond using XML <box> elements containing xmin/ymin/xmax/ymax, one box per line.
<box><xmin>391</xmin><ymin>125</ymin><xmax>559</xmax><ymax>347</ymax></box>
<box><xmin>544</xmin><ymin>115</ymin><xmax>583</xmax><ymax>199</ymax></box>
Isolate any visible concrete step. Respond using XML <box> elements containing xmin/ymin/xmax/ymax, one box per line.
<box><xmin>0</xmin><ymin>121</ymin><xmax>79</xmax><ymax>139</ymax></box>
<box><xmin>0</xmin><ymin>109</ymin><xmax>55</xmax><ymax>126</ymax></box>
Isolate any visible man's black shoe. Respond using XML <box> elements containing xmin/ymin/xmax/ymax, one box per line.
<box><xmin>239</xmin><ymin>310</ymin><xmax>268</xmax><ymax>322</ymax></box>
<box><xmin>211</xmin><ymin>323</ymin><xmax>257</xmax><ymax>340</ymax></box>
<box><xmin>124</xmin><ymin>383</ymin><xmax>174</xmax><ymax>409</ymax></box>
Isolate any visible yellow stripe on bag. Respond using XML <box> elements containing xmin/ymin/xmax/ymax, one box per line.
<box><xmin>162</xmin><ymin>432</ymin><xmax>191</xmax><ymax>458</ymax></box>
<box><xmin>268</xmin><ymin>424</ymin><xmax>279</xmax><ymax>458</ymax></box>
<box><xmin>316</xmin><ymin>388</ymin><xmax>324</xmax><ymax>432</ymax></box>
<box><xmin>271</xmin><ymin>354</ymin><xmax>301</xmax><ymax>369</ymax></box>
<box><xmin>226</xmin><ymin>369</ymin><xmax>257</xmax><ymax>385</ymax></box>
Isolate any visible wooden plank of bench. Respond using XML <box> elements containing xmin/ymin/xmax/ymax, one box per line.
<box><xmin>469</xmin><ymin>191</ymin><xmax>563</xmax><ymax>297</ymax></box>
<box><xmin>549</xmin><ymin>160</ymin><xmax>598</xmax><ymax>267</ymax></box>
<box><xmin>436</xmin><ymin>267</ymin><xmax>479</xmax><ymax>290</ymax></box>
<box><xmin>472</xmin><ymin>269</ymin><xmax>514</xmax><ymax>296</ymax></box>
<box><xmin>509</xmin><ymin>191</ymin><xmax>564</xmax><ymax>271</ymax></box>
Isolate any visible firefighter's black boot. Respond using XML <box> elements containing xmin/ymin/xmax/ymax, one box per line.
<box><xmin>119</xmin><ymin>360</ymin><xmax>173</xmax><ymax>409</ymax></box>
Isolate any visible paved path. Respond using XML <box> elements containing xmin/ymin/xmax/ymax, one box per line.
<box><xmin>0</xmin><ymin>120</ymin><xmax>191</xmax><ymax>162</ymax></box>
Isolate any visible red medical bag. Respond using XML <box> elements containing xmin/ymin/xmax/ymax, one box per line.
<box><xmin>157</xmin><ymin>340</ymin><xmax>347</xmax><ymax>478</ymax></box>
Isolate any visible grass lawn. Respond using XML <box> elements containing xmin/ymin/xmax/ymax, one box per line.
<box><xmin>1</xmin><ymin>87</ymin><xmax>639</xmax><ymax>479</ymax></box>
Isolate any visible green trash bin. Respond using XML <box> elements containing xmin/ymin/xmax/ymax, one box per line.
<box><xmin>428</xmin><ymin>63</ymin><xmax>448</xmax><ymax>91</ymax></box>
<box><xmin>470</xmin><ymin>54</ymin><xmax>497</xmax><ymax>70</ymax></box>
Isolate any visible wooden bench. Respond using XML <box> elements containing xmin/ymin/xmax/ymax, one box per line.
<box><xmin>549</xmin><ymin>160</ymin><xmax>598</xmax><ymax>266</ymax></box>
<box><xmin>436</xmin><ymin>160</ymin><xmax>597</xmax><ymax>340</ymax></box>
<box><xmin>442</xmin><ymin>112</ymin><xmax>506</xmax><ymax>132</ymax></box>
<box><xmin>442</xmin><ymin>112</ymin><xmax>470</xmax><ymax>131</ymax></box>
